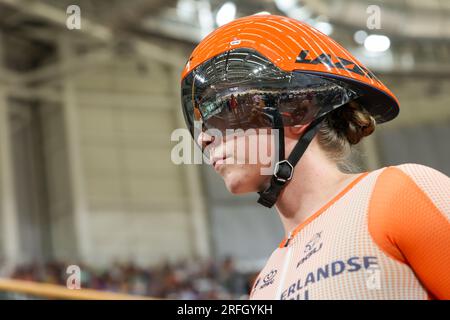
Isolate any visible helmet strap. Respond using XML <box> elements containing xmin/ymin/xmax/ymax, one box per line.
<box><xmin>257</xmin><ymin>115</ymin><xmax>326</xmax><ymax>208</ymax></box>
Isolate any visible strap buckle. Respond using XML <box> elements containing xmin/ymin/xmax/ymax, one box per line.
<box><xmin>273</xmin><ymin>160</ymin><xmax>294</xmax><ymax>184</ymax></box>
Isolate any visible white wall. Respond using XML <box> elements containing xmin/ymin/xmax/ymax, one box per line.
<box><xmin>65</xmin><ymin>54</ymin><xmax>197</xmax><ymax>267</ymax></box>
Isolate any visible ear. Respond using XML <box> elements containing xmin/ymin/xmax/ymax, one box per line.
<box><xmin>284</xmin><ymin>125</ymin><xmax>308</xmax><ymax>139</ymax></box>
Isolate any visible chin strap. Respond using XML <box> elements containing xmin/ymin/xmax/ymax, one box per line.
<box><xmin>257</xmin><ymin>114</ymin><xmax>327</xmax><ymax>208</ymax></box>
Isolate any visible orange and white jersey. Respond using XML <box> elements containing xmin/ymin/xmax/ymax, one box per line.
<box><xmin>249</xmin><ymin>163</ymin><xmax>450</xmax><ymax>300</ymax></box>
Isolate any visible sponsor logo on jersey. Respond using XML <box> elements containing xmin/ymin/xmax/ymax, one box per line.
<box><xmin>297</xmin><ymin>232</ymin><xmax>323</xmax><ymax>268</ymax></box>
<box><xmin>260</xmin><ymin>269</ymin><xmax>277</xmax><ymax>289</ymax></box>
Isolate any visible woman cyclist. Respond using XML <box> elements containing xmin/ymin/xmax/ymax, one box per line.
<box><xmin>180</xmin><ymin>15</ymin><xmax>450</xmax><ymax>300</ymax></box>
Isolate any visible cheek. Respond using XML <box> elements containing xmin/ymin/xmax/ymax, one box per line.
<box><xmin>228</xmin><ymin>133</ymin><xmax>275</xmax><ymax>165</ymax></box>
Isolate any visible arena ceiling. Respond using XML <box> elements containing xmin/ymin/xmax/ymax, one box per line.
<box><xmin>0</xmin><ymin>0</ymin><xmax>449</xmax><ymax>77</ymax></box>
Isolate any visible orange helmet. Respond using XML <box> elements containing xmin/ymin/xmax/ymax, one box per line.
<box><xmin>180</xmin><ymin>14</ymin><xmax>399</xmax><ymax>208</ymax></box>
<box><xmin>182</xmin><ymin>14</ymin><xmax>398</xmax><ymax>123</ymax></box>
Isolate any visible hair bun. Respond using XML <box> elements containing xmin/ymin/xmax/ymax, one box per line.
<box><xmin>327</xmin><ymin>101</ymin><xmax>376</xmax><ymax>145</ymax></box>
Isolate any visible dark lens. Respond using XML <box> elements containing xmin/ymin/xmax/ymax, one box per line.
<box><xmin>181</xmin><ymin>48</ymin><xmax>358</xmax><ymax>140</ymax></box>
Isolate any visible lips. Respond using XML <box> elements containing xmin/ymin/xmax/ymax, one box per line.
<box><xmin>211</xmin><ymin>155</ymin><xmax>228</xmax><ymax>169</ymax></box>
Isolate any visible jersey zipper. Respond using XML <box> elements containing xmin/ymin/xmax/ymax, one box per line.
<box><xmin>275</xmin><ymin>231</ymin><xmax>294</xmax><ymax>299</ymax></box>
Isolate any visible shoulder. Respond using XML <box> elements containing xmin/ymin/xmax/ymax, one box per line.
<box><xmin>377</xmin><ymin>163</ymin><xmax>449</xmax><ymax>219</ymax></box>
<box><xmin>392</xmin><ymin>163</ymin><xmax>449</xmax><ymax>187</ymax></box>
<box><xmin>368</xmin><ymin>163</ymin><xmax>450</xmax><ymax>262</ymax></box>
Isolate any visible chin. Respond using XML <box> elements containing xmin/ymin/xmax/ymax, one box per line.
<box><xmin>224</xmin><ymin>176</ymin><xmax>246</xmax><ymax>194</ymax></box>
<box><xmin>221</xmin><ymin>165</ymin><xmax>261</xmax><ymax>194</ymax></box>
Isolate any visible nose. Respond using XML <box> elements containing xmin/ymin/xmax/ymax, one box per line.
<box><xmin>197</xmin><ymin>131</ymin><xmax>215</xmax><ymax>150</ymax></box>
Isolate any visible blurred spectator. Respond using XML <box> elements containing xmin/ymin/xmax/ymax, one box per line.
<box><xmin>8</xmin><ymin>257</ymin><xmax>256</xmax><ymax>300</ymax></box>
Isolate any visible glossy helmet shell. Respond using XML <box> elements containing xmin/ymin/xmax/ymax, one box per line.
<box><xmin>181</xmin><ymin>14</ymin><xmax>399</xmax><ymax>123</ymax></box>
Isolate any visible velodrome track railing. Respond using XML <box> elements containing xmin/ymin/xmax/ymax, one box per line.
<box><xmin>0</xmin><ymin>278</ymin><xmax>155</xmax><ymax>300</ymax></box>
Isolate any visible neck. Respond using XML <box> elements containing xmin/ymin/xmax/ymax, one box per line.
<box><xmin>275</xmin><ymin>140</ymin><xmax>362</xmax><ymax>237</ymax></box>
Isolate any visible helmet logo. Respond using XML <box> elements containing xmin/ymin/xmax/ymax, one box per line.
<box><xmin>296</xmin><ymin>50</ymin><xmax>380</xmax><ymax>84</ymax></box>
<box><xmin>230</xmin><ymin>39</ymin><xmax>241</xmax><ymax>45</ymax></box>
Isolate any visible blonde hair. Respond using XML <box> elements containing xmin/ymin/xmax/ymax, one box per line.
<box><xmin>317</xmin><ymin>101</ymin><xmax>376</xmax><ymax>173</ymax></box>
